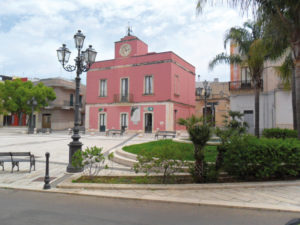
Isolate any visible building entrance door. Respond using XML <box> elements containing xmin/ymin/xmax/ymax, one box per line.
<box><xmin>244</xmin><ymin>110</ymin><xmax>254</xmax><ymax>134</ymax></box>
<box><xmin>42</xmin><ymin>114</ymin><xmax>51</xmax><ymax>129</ymax></box>
<box><xmin>144</xmin><ymin>113</ymin><xmax>152</xmax><ymax>133</ymax></box>
<box><xmin>99</xmin><ymin>114</ymin><xmax>106</xmax><ymax>132</ymax></box>
<box><xmin>120</xmin><ymin>113</ymin><xmax>127</xmax><ymax>131</ymax></box>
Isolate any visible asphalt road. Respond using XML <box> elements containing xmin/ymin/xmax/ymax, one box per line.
<box><xmin>0</xmin><ymin>189</ymin><xmax>298</xmax><ymax>225</ymax></box>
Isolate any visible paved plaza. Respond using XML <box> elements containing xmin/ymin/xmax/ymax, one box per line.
<box><xmin>1</xmin><ymin>130</ymin><xmax>300</xmax><ymax>213</ymax></box>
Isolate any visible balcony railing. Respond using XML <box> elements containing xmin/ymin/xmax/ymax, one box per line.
<box><xmin>113</xmin><ymin>94</ymin><xmax>134</xmax><ymax>103</ymax></box>
<box><xmin>229</xmin><ymin>80</ymin><xmax>263</xmax><ymax>91</ymax></box>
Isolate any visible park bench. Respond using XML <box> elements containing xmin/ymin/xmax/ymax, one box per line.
<box><xmin>37</xmin><ymin>128</ymin><xmax>52</xmax><ymax>133</ymax></box>
<box><xmin>68</xmin><ymin>126</ymin><xmax>86</xmax><ymax>135</ymax></box>
<box><xmin>155</xmin><ymin>131</ymin><xmax>176</xmax><ymax>139</ymax></box>
<box><xmin>106</xmin><ymin>129</ymin><xmax>125</xmax><ymax>136</ymax></box>
<box><xmin>0</xmin><ymin>152</ymin><xmax>35</xmax><ymax>173</ymax></box>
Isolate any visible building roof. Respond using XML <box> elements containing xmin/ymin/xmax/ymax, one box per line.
<box><xmin>34</xmin><ymin>77</ymin><xmax>86</xmax><ymax>91</ymax></box>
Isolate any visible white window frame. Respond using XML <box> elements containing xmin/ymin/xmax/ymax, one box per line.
<box><xmin>144</xmin><ymin>75</ymin><xmax>153</xmax><ymax>95</ymax></box>
<box><xmin>241</xmin><ymin>67</ymin><xmax>251</xmax><ymax>83</ymax></box>
<box><xmin>99</xmin><ymin>79</ymin><xmax>107</xmax><ymax>97</ymax></box>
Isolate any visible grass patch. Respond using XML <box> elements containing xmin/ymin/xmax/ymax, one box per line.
<box><xmin>122</xmin><ymin>139</ymin><xmax>217</xmax><ymax>162</ymax></box>
<box><xmin>74</xmin><ymin>175</ymin><xmax>194</xmax><ymax>184</ymax></box>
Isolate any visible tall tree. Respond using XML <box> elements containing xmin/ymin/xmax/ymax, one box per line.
<box><xmin>0</xmin><ymin>79</ymin><xmax>56</xmax><ymax>125</ymax></box>
<box><xmin>0</xmin><ymin>82</ymin><xmax>4</xmax><ymax>114</ymax></box>
<box><xmin>209</xmin><ymin>21</ymin><xmax>267</xmax><ymax>137</ymax></box>
<box><xmin>196</xmin><ymin>0</ymin><xmax>300</xmax><ymax>138</ymax></box>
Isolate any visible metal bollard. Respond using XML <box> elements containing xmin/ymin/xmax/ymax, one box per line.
<box><xmin>43</xmin><ymin>152</ymin><xmax>51</xmax><ymax>190</ymax></box>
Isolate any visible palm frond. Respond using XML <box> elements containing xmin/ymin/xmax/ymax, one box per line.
<box><xmin>209</xmin><ymin>53</ymin><xmax>242</xmax><ymax>70</ymax></box>
<box><xmin>196</xmin><ymin>0</ymin><xmax>257</xmax><ymax>15</ymax></box>
<box><xmin>274</xmin><ymin>53</ymin><xmax>293</xmax><ymax>90</ymax></box>
<box><xmin>224</xmin><ymin>27</ymin><xmax>251</xmax><ymax>53</ymax></box>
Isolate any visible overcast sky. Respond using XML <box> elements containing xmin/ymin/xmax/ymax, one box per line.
<box><xmin>0</xmin><ymin>0</ymin><xmax>249</xmax><ymax>83</ymax></box>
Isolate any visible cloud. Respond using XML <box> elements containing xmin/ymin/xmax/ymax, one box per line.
<box><xmin>0</xmin><ymin>0</ymin><xmax>248</xmax><ymax>83</ymax></box>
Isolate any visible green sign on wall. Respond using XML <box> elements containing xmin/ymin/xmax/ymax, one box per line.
<box><xmin>148</xmin><ymin>107</ymin><xmax>153</xmax><ymax>111</ymax></box>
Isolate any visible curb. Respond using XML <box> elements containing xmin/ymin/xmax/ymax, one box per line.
<box><xmin>57</xmin><ymin>174</ymin><xmax>300</xmax><ymax>190</ymax></box>
<box><xmin>1</xmin><ymin>184</ymin><xmax>300</xmax><ymax>213</ymax></box>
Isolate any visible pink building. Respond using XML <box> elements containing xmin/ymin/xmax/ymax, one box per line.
<box><xmin>85</xmin><ymin>34</ymin><xmax>195</xmax><ymax>133</ymax></box>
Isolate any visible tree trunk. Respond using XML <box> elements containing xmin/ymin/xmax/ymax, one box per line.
<box><xmin>295</xmin><ymin>58</ymin><xmax>300</xmax><ymax>139</ymax></box>
<box><xmin>215</xmin><ymin>145</ymin><xmax>226</xmax><ymax>170</ymax></box>
<box><xmin>193</xmin><ymin>144</ymin><xmax>205</xmax><ymax>183</ymax></box>
<box><xmin>254</xmin><ymin>83</ymin><xmax>260</xmax><ymax>138</ymax></box>
<box><xmin>18</xmin><ymin>112</ymin><xmax>23</xmax><ymax>126</ymax></box>
<box><xmin>292</xmin><ymin>68</ymin><xmax>297</xmax><ymax>130</ymax></box>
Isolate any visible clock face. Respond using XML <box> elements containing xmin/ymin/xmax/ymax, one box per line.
<box><xmin>119</xmin><ymin>43</ymin><xmax>132</xmax><ymax>57</ymax></box>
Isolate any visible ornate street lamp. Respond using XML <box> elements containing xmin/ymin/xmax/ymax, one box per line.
<box><xmin>203</xmin><ymin>80</ymin><xmax>211</xmax><ymax>125</ymax></box>
<box><xmin>57</xmin><ymin>30</ymin><xmax>97</xmax><ymax>173</ymax></box>
<box><xmin>27</xmin><ymin>97</ymin><xmax>37</xmax><ymax>134</ymax></box>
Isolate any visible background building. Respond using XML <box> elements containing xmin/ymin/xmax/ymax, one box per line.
<box><xmin>86</xmin><ymin>33</ymin><xmax>195</xmax><ymax>133</ymax></box>
<box><xmin>34</xmin><ymin>78</ymin><xmax>86</xmax><ymax>131</ymax></box>
<box><xmin>195</xmin><ymin>78</ymin><xmax>230</xmax><ymax>127</ymax></box>
<box><xmin>230</xmin><ymin>44</ymin><xmax>293</xmax><ymax>134</ymax></box>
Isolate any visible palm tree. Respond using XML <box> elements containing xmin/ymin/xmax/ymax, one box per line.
<box><xmin>208</xmin><ymin>21</ymin><xmax>267</xmax><ymax>137</ymax></box>
<box><xmin>178</xmin><ymin>115</ymin><xmax>211</xmax><ymax>183</ymax></box>
<box><xmin>196</xmin><ymin>0</ymin><xmax>300</xmax><ymax>138</ymax></box>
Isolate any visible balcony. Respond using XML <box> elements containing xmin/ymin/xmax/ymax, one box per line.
<box><xmin>113</xmin><ymin>94</ymin><xmax>134</xmax><ymax>103</ymax></box>
<box><xmin>229</xmin><ymin>80</ymin><xmax>263</xmax><ymax>91</ymax></box>
<box><xmin>45</xmin><ymin>101</ymin><xmax>82</xmax><ymax>109</ymax></box>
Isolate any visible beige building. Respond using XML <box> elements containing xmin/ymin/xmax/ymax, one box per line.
<box><xmin>34</xmin><ymin>78</ymin><xmax>86</xmax><ymax>131</ymax></box>
<box><xmin>195</xmin><ymin>79</ymin><xmax>230</xmax><ymax>127</ymax></box>
<box><xmin>230</xmin><ymin>50</ymin><xmax>293</xmax><ymax>134</ymax></box>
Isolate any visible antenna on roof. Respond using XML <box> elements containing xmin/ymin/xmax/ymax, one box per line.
<box><xmin>127</xmin><ymin>22</ymin><xmax>133</xmax><ymax>36</ymax></box>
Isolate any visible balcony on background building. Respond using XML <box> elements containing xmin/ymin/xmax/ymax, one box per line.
<box><xmin>113</xmin><ymin>94</ymin><xmax>134</xmax><ymax>103</ymax></box>
<box><xmin>229</xmin><ymin>80</ymin><xmax>263</xmax><ymax>91</ymax></box>
<box><xmin>45</xmin><ymin>101</ymin><xmax>82</xmax><ymax>110</ymax></box>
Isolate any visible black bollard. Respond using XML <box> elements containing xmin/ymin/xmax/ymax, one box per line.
<box><xmin>43</xmin><ymin>152</ymin><xmax>51</xmax><ymax>190</ymax></box>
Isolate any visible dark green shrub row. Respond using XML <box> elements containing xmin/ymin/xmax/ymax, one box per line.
<box><xmin>262</xmin><ymin>128</ymin><xmax>297</xmax><ymax>139</ymax></box>
<box><xmin>223</xmin><ymin>135</ymin><xmax>300</xmax><ymax>179</ymax></box>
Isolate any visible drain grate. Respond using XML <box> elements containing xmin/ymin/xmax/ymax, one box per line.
<box><xmin>32</xmin><ymin>177</ymin><xmax>57</xmax><ymax>182</ymax></box>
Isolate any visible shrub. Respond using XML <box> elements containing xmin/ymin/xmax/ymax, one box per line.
<box><xmin>72</xmin><ymin>146</ymin><xmax>114</xmax><ymax>176</ymax></box>
<box><xmin>262</xmin><ymin>128</ymin><xmax>297</xmax><ymax>139</ymax></box>
<box><xmin>223</xmin><ymin>135</ymin><xmax>300</xmax><ymax>179</ymax></box>
<box><xmin>133</xmin><ymin>145</ymin><xmax>189</xmax><ymax>184</ymax></box>
<box><xmin>215</xmin><ymin>111</ymin><xmax>248</xmax><ymax>170</ymax></box>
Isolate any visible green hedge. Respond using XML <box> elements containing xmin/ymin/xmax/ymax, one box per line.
<box><xmin>223</xmin><ymin>135</ymin><xmax>300</xmax><ymax>179</ymax></box>
<box><xmin>262</xmin><ymin>128</ymin><xmax>297</xmax><ymax>139</ymax></box>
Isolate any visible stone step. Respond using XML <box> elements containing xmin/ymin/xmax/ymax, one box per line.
<box><xmin>115</xmin><ymin>148</ymin><xmax>137</xmax><ymax>160</ymax></box>
<box><xmin>111</xmin><ymin>149</ymin><xmax>137</xmax><ymax>167</ymax></box>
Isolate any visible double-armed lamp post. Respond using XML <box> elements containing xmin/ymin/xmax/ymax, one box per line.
<box><xmin>196</xmin><ymin>78</ymin><xmax>211</xmax><ymax>125</ymax></box>
<box><xmin>56</xmin><ymin>30</ymin><xmax>97</xmax><ymax>173</ymax></box>
<box><xmin>27</xmin><ymin>97</ymin><xmax>37</xmax><ymax>134</ymax></box>
<box><xmin>202</xmin><ymin>80</ymin><xmax>211</xmax><ymax>125</ymax></box>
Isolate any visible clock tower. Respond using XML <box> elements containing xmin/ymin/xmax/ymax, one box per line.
<box><xmin>115</xmin><ymin>35</ymin><xmax>148</xmax><ymax>58</ymax></box>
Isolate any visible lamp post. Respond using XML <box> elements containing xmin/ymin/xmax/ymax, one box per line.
<box><xmin>174</xmin><ymin>109</ymin><xmax>178</xmax><ymax>131</ymax></box>
<box><xmin>27</xmin><ymin>97</ymin><xmax>37</xmax><ymax>134</ymax></box>
<box><xmin>57</xmin><ymin>30</ymin><xmax>97</xmax><ymax>173</ymax></box>
<box><xmin>203</xmin><ymin>80</ymin><xmax>211</xmax><ymax>125</ymax></box>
